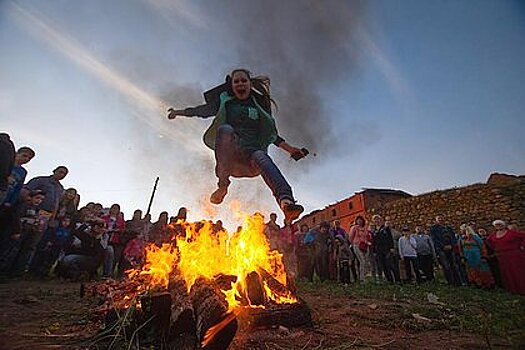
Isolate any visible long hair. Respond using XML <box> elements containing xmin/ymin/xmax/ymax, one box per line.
<box><xmin>227</xmin><ymin>68</ymin><xmax>278</xmax><ymax>113</ymax></box>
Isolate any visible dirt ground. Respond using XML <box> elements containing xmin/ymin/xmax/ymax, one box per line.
<box><xmin>0</xmin><ymin>278</ymin><xmax>517</xmax><ymax>350</ymax></box>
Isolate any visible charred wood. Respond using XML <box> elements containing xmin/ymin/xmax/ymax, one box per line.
<box><xmin>245</xmin><ymin>299</ymin><xmax>313</xmax><ymax>329</ymax></box>
<box><xmin>190</xmin><ymin>277</ymin><xmax>237</xmax><ymax>350</ymax></box>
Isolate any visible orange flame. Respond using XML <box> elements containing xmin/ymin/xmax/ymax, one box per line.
<box><xmin>128</xmin><ymin>205</ymin><xmax>297</xmax><ymax>311</ymax></box>
<box><xmin>128</xmin><ymin>243</ymin><xmax>177</xmax><ymax>289</ymax></box>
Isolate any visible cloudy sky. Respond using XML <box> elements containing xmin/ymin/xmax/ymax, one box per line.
<box><xmin>1</xmin><ymin>0</ymin><xmax>524</xmax><ymax>227</ymax></box>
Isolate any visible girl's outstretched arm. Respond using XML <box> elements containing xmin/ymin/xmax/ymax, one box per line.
<box><xmin>167</xmin><ymin>101</ymin><xmax>219</xmax><ymax>119</ymax></box>
<box><xmin>277</xmin><ymin>139</ymin><xmax>308</xmax><ymax>160</ymax></box>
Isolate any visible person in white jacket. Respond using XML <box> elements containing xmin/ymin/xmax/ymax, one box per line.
<box><xmin>398</xmin><ymin>225</ymin><xmax>421</xmax><ymax>283</ymax></box>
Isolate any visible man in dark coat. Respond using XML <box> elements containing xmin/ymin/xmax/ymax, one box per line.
<box><xmin>0</xmin><ymin>133</ymin><xmax>16</xmax><ymax>204</ymax></box>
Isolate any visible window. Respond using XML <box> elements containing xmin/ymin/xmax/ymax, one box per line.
<box><xmin>332</xmin><ymin>209</ymin><xmax>337</xmax><ymax>217</ymax></box>
<box><xmin>348</xmin><ymin>201</ymin><xmax>353</xmax><ymax>210</ymax></box>
<box><xmin>312</xmin><ymin>217</ymin><xmax>316</xmax><ymax>224</ymax></box>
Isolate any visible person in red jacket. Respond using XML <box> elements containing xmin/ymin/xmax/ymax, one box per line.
<box><xmin>486</xmin><ymin>220</ymin><xmax>525</xmax><ymax>295</ymax></box>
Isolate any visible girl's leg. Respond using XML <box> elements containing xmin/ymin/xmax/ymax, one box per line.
<box><xmin>211</xmin><ymin>124</ymin><xmax>237</xmax><ymax>204</ymax></box>
<box><xmin>355</xmin><ymin>248</ymin><xmax>366</xmax><ymax>281</ymax></box>
<box><xmin>251</xmin><ymin>150</ymin><xmax>303</xmax><ymax>221</ymax></box>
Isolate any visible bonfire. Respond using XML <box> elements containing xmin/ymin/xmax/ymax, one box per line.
<box><xmin>82</xmin><ymin>206</ymin><xmax>311</xmax><ymax>350</ymax></box>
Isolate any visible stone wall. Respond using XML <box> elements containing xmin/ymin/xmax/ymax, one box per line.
<box><xmin>370</xmin><ymin>175</ymin><xmax>525</xmax><ymax>232</ymax></box>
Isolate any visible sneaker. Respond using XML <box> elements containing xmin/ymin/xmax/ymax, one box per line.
<box><xmin>210</xmin><ymin>187</ymin><xmax>228</xmax><ymax>204</ymax></box>
<box><xmin>280</xmin><ymin>199</ymin><xmax>304</xmax><ymax>223</ymax></box>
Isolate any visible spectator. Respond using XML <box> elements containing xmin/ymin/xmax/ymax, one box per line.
<box><xmin>313</xmin><ymin>222</ymin><xmax>332</xmax><ymax>282</ymax></box>
<box><xmin>302</xmin><ymin>226</ymin><xmax>317</xmax><ymax>282</ymax></box>
<box><xmin>334</xmin><ymin>226</ymin><xmax>355</xmax><ymax>285</ymax></box>
<box><xmin>385</xmin><ymin>217</ymin><xmax>402</xmax><ymax>282</ymax></box>
<box><xmin>486</xmin><ymin>220</ymin><xmax>525</xmax><ymax>295</ymax></box>
<box><xmin>126</xmin><ymin>209</ymin><xmax>145</xmax><ymax>236</ymax></box>
<box><xmin>22</xmin><ymin>166</ymin><xmax>68</xmax><ymax>233</ymax></box>
<box><xmin>1</xmin><ymin>190</ymin><xmax>46</xmax><ymax>276</ymax></box>
<box><xmin>295</xmin><ymin>224</ymin><xmax>313</xmax><ymax>281</ymax></box>
<box><xmin>332</xmin><ymin>220</ymin><xmax>357</xmax><ymax>282</ymax></box>
<box><xmin>458</xmin><ymin>224</ymin><xmax>494</xmax><ymax>289</ymax></box>
<box><xmin>398</xmin><ymin>225</ymin><xmax>421</xmax><ymax>283</ymax></box>
<box><xmin>414</xmin><ymin>225</ymin><xmax>436</xmax><ymax>282</ymax></box>
<box><xmin>30</xmin><ymin>216</ymin><xmax>74</xmax><ymax>277</ymax></box>
<box><xmin>430</xmin><ymin>215</ymin><xmax>462</xmax><ymax>286</ymax></box>
<box><xmin>349</xmin><ymin>216</ymin><xmax>371</xmax><ymax>282</ymax></box>
<box><xmin>372</xmin><ymin>215</ymin><xmax>399</xmax><ymax>283</ymax></box>
<box><xmin>175</xmin><ymin>207</ymin><xmax>187</xmax><ymax>222</ymax></box>
<box><xmin>56</xmin><ymin>218</ymin><xmax>106</xmax><ymax>280</ymax></box>
<box><xmin>280</xmin><ymin>223</ymin><xmax>297</xmax><ymax>273</ymax></box>
<box><xmin>102</xmin><ymin>204</ymin><xmax>126</xmax><ymax>277</ymax></box>
<box><xmin>1</xmin><ymin>146</ymin><xmax>35</xmax><ymax>208</ymax></box>
<box><xmin>478</xmin><ymin>227</ymin><xmax>503</xmax><ymax>288</ymax></box>
<box><xmin>0</xmin><ymin>146</ymin><xmax>35</xmax><ymax>242</ymax></box>
<box><xmin>57</xmin><ymin>188</ymin><xmax>80</xmax><ymax>222</ymax></box>
<box><xmin>264</xmin><ymin>213</ymin><xmax>281</xmax><ymax>251</ymax></box>
<box><xmin>149</xmin><ymin>211</ymin><xmax>169</xmax><ymax>245</ymax></box>
<box><xmin>367</xmin><ymin>222</ymin><xmax>380</xmax><ymax>282</ymax></box>
<box><xmin>172</xmin><ymin>207</ymin><xmax>188</xmax><ymax>238</ymax></box>
<box><xmin>0</xmin><ymin>133</ymin><xmax>15</xmax><ymax>204</ymax></box>
<box><xmin>455</xmin><ymin>228</ymin><xmax>469</xmax><ymax>285</ymax></box>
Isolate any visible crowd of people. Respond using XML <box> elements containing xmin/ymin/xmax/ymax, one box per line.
<box><xmin>1</xmin><ymin>132</ymin><xmax>524</xmax><ymax>298</ymax></box>
<box><xmin>289</xmin><ymin>214</ymin><xmax>525</xmax><ymax>296</ymax></box>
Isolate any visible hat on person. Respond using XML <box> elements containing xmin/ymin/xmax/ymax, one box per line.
<box><xmin>492</xmin><ymin>220</ymin><xmax>506</xmax><ymax>227</ymax></box>
<box><xmin>401</xmin><ymin>224</ymin><xmax>410</xmax><ymax>231</ymax></box>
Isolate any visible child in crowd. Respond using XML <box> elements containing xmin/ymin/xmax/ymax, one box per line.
<box><xmin>0</xmin><ymin>190</ymin><xmax>46</xmax><ymax>275</ymax></box>
<box><xmin>30</xmin><ymin>216</ymin><xmax>74</xmax><ymax>277</ymax></box>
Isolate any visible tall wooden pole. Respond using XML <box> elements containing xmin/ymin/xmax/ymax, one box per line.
<box><xmin>146</xmin><ymin>177</ymin><xmax>159</xmax><ymax>217</ymax></box>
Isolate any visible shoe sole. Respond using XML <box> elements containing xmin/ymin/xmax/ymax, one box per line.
<box><xmin>284</xmin><ymin>205</ymin><xmax>304</xmax><ymax>222</ymax></box>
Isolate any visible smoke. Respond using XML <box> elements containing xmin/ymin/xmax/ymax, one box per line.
<box><xmin>198</xmin><ymin>0</ymin><xmax>366</xmax><ymax>156</ymax></box>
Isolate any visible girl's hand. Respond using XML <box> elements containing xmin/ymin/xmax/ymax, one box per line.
<box><xmin>167</xmin><ymin>108</ymin><xmax>184</xmax><ymax>119</ymax></box>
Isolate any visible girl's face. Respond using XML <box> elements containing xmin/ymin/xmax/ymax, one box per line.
<box><xmin>231</xmin><ymin>71</ymin><xmax>251</xmax><ymax>100</ymax></box>
<box><xmin>110</xmin><ymin>205</ymin><xmax>120</xmax><ymax>216</ymax></box>
<box><xmin>66</xmin><ymin>189</ymin><xmax>76</xmax><ymax>200</ymax></box>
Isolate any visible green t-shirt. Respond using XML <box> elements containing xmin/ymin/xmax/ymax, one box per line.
<box><xmin>225</xmin><ymin>98</ymin><xmax>263</xmax><ymax>152</ymax></box>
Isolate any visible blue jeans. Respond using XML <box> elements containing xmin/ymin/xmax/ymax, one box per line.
<box><xmin>214</xmin><ymin>124</ymin><xmax>294</xmax><ymax>203</ymax></box>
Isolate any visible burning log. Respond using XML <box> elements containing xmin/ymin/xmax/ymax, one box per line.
<box><xmin>245</xmin><ymin>299</ymin><xmax>313</xmax><ymax>329</ymax></box>
<box><xmin>167</xmin><ymin>273</ymin><xmax>198</xmax><ymax>349</ymax></box>
<box><xmin>257</xmin><ymin>268</ymin><xmax>294</xmax><ymax>300</ymax></box>
<box><xmin>244</xmin><ymin>271</ymin><xmax>267</xmax><ymax>306</ymax></box>
<box><xmin>139</xmin><ymin>292</ymin><xmax>172</xmax><ymax>338</ymax></box>
<box><xmin>190</xmin><ymin>277</ymin><xmax>238</xmax><ymax>350</ymax></box>
<box><xmin>213</xmin><ymin>273</ymin><xmax>237</xmax><ymax>290</ymax></box>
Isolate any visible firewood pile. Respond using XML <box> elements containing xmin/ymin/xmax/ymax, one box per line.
<box><xmin>81</xmin><ymin>215</ymin><xmax>313</xmax><ymax>349</ymax></box>
<box><xmin>82</xmin><ymin>268</ymin><xmax>312</xmax><ymax>350</ymax></box>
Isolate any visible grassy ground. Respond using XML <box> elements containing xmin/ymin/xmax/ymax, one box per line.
<box><xmin>0</xmin><ymin>277</ymin><xmax>524</xmax><ymax>349</ymax></box>
<box><xmin>298</xmin><ymin>279</ymin><xmax>525</xmax><ymax>348</ymax></box>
